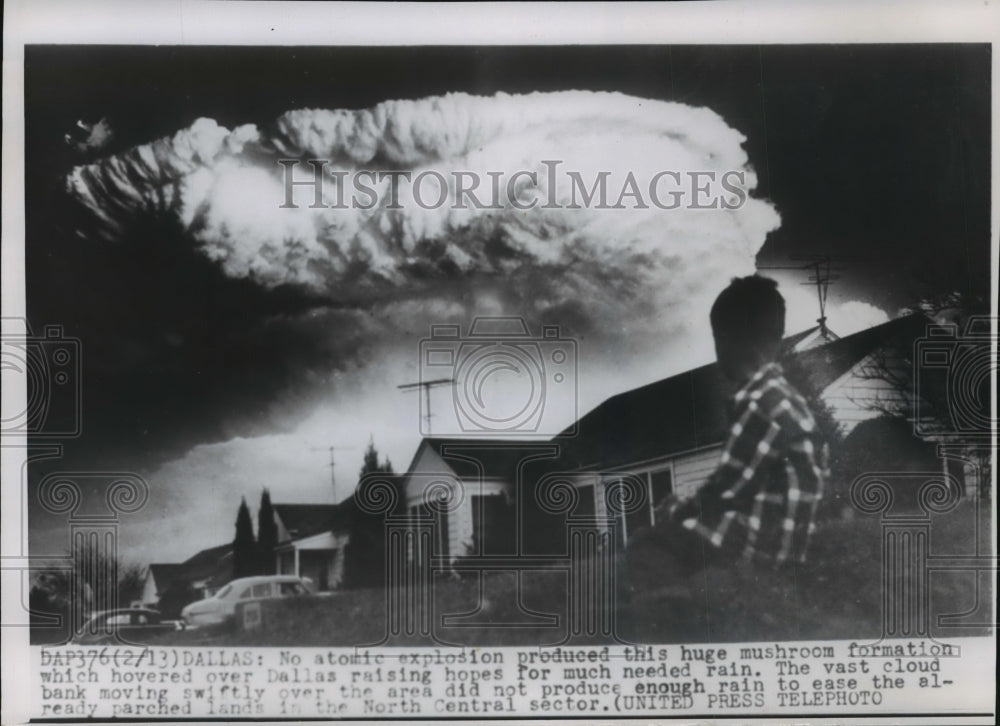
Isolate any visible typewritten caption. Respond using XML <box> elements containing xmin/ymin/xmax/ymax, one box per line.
<box><xmin>33</xmin><ymin>640</ymin><xmax>989</xmax><ymax>718</ymax></box>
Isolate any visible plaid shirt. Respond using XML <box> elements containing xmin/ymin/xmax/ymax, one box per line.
<box><xmin>669</xmin><ymin>361</ymin><xmax>827</xmax><ymax>566</ymax></box>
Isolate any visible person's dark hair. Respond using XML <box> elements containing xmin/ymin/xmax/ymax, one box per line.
<box><xmin>710</xmin><ymin>275</ymin><xmax>785</xmax><ymax>346</ymax></box>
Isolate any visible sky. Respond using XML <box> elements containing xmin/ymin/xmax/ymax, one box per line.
<box><xmin>24</xmin><ymin>44</ymin><xmax>991</xmax><ymax>565</ymax></box>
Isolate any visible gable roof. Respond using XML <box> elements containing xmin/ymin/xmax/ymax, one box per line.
<box><xmin>273</xmin><ymin>503</ymin><xmax>340</xmax><ymax>542</ymax></box>
<box><xmin>152</xmin><ymin>543</ymin><xmax>232</xmax><ymax>594</ymax></box>
<box><xmin>146</xmin><ymin>563</ymin><xmax>182</xmax><ymax>588</ymax></box>
<box><xmin>178</xmin><ymin>542</ymin><xmax>232</xmax><ymax>587</ymax></box>
<box><xmin>552</xmin><ymin>313</ymin><xmax>929</xmax><ymax>471</ymax></box>
<box><xmin>407</xmin><ymin>437</ymin><xmax>547</xmax><ymax>482</ymax></box>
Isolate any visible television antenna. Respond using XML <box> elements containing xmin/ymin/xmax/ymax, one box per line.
<box><xmin>397</xmin><ymin>378</ymin><xmax>454</xmax><ymax>435</ymax></box>
<box><xmin>308</xmin><ymin>443</ymin><xmax>359</xmax><ymax>501</ymax></box>
<box><xmin>759</xmin><ymin>254</ymin><xmax>846</xmax><ymax>338</ymax></box>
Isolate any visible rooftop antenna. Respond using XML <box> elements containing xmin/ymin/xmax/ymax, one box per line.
<box><xmin>759</xmin><ymin>254</ymin><xmax>845</xmax><ymax>339</ymax></box>
<box><xmin>397</xmin><ymin>378</ymin><xmax>454</xmax><ymax>435</ymax></box>
<box><xmin>803</xmin><ymin>256</ymin><xmax>838</xmax><ymax>338</ymax></box>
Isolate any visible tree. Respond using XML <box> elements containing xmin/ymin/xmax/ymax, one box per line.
<box><xmin>341</xmin><ymin>437</ymin><xmax>397</xmax><ymax>589</ymax></box>
<box><xmin>256</xmin><ymin>489</ymin><xmax>278</xmax><ymax>575</ymax></box>
<box><xmin>847</xmin><ymin>298</ymin><xmax>992</xmax><ymax>501</ymax></box>
<box><xmin>233</xmin><ymin>497</ymin><xmax>257</xmax><ymax>579</ymax></box>
<box><xmin>29</xmin><ymin>541</ymin><xmax>146</xmax><ymax>643</ymax></box>
<box><xmin>359</xmin><ymin>436</ymin><xmax>394</xmax><ymax>478</ymax></box>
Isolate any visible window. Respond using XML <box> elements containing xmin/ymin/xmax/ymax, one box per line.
<box><xmin>649</xmin><ymin>467</ymin><xmax>673</xmax><ymax>524</ymax></box>
<box><xmin>215</xmin><ymin>584</ymin><xmax>232</xmax><ymax>599</ymax></box>
<box><xmin>407</xmin><ymin>501</ymin><xmax>448</xmax><ymax>558</ymax></box>
<box><xmin>279</xmin><ymin>582</ymin><xmax>305</xmax><ymax>596</ymax></box>
<box><xmin>472</xmin><ymin>494</ymin><xmax>515</xmax><ymax>555</ymax></box>
<box><xmin>433</xmin><ymin>506</ymin><xmax>449</xmax><ymax>557</ymax></box>
<box><xmin>252</xmin><ymin>583</ymin><xmax>271</xmax><ymax>598</ymax></box>
<box><xmin>107</xmin><ymin>613</ymin><xmax>130</xmax><ymax>626</ymax></box>
<box><xmin>606</xmin><ymin>465</ymin><xmax>674</xmax><ymax>546</ymax></box>
<box><xmin>624</xmin><ymin>478</ymin><xmax>650</xmax><ymax>546</ymax></box>
<box><xmin>574</xmin><ymin>485</ymin><xmax>596</xmax><ymax>518</ymax></box>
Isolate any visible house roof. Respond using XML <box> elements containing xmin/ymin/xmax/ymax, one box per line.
<box><xmin>155</xmin><ymin>543</ymin><xmax>232</xmax><ymax>593</ymax></box>
<box><xmin>406</xmin><ymin>437</ymin><xmax>548</xmax><ymax>482</ymax></box>
<box><xmin>146</xmin><ymin>563</ymin><xmax>182</xmax><ymax>587</ymax></box>
<box><xmin>273</xmin><ymin>503</ymin><xmax>340</xmax><ymax>542</ymax></box>
<box><xmin>181</xmin><ymin>543</ymin><xmax>232</xmax><ymax>590</ymax></box>
<box><xmin>179</xmin><ymin>543</ymin><xmax>231</xmax><ymax>576</ymax></box>
<box><xmin>551</xmin><ymin>313</ymin><xmax>929</xmax><ymax>471</ymax></box>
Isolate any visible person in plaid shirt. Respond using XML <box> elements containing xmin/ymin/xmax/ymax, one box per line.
<box><xmin>627</xmin><ymin>276</ymin><xmax>827</xmax><ymax>592</ymax></box>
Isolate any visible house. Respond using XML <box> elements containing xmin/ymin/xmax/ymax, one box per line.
<box><xmin>398</xmin><ymin>313</ymin><xmax>971</xmax><ymax>555</ymax></box>
<box><xmin>140</xmin><ymin>563</ymin><xmax>182</xmax><ymax>608</ymax></box>
<box><xmin>272</xmin><ymin>503</ymin><xmax>348</xmax><ymax>591</ymax></box>
<box><xmin>398</xmin><ymin>439</ymin><xmax>542</xmax><ymax>563</ymax></box>
<box><xmin>144</xmin><ymin>543</ymin><xmax>232</xmax><ymax>617</ymax></box>
<box><xmin>545</xmin><ymin>313</ymin><xmax>957</xmax><ymax>546</ymax></box>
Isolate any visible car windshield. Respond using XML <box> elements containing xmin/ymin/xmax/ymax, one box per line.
<box><xmin>214</xmin><ymin>584</ymin><xmax>232</xmax><ymax>599</ymax></box>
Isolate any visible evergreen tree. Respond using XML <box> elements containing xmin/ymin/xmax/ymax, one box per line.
<box><xmin>342</xmin><ymin>437</ymin><xmax>397</xmax><ymax>588</ymax></box>
<box><xmin>233</xmin><ymin>497</ymin><xmax>257</xmax><ymax>579</ymax></box>
<box><xmin>359</xmin><ymin>435</ymin><xmax>395</xmax><ymax>477</ymax></box>
<box><xmin>257</xmin><ymin>489</ymin><xmax>278</xmax><ymax>575</ymax></box>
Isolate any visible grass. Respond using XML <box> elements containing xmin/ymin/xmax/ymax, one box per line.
<box><xmin>139</xmin><ymin>499</ymin><xmax>992</xmax><ymax>647</ymax></box>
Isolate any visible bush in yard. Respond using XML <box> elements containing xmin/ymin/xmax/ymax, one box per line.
<box><xmin>624</xmin><ymin>498</ymin><xmax>987</xmax><ymax>643</ymax></box>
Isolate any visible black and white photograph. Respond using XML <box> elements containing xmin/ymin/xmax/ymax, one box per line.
<box><xmin>2</xmin><ymin>2</ymin><xmax>997</xmax><ymax>723</ymax></box>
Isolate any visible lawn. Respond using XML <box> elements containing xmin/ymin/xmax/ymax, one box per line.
<box><xmin>144</xmin><ymin>499</ymin><xmax>992</xmax><ymax>647</ymax></box>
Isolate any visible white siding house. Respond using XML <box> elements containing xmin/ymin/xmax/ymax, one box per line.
<box><xmin>271</xmin><ymin>504</ymin><xmax>343</xmax><ymax>591</ymax></box>
<box><xmin>398</xmin><ymin>314</ymin><xmax>957</xmax><ymax>553</ymax></box>
<box><xmin>400</xmin><ymin>439</ymin><xmax>530</xmax><ymax>562</ymax></box>
<box><xmin>274</xmin><ymin>529</ymin><xmax>350</xmax><ymax>592</ymax></box>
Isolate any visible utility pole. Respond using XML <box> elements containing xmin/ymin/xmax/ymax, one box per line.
<box><xmin>328</xmin><ymin>446</ymin><xmax>336</xmax><ymax>501</ymax></box>
<box><xmin>308</xmin><ymin>443</ymin><xmax>358</xmax><ymax>502</ymax></box>
<box><xmin>397</xmin><ymin>378</ymin><xmax>454</xmax><ymax>435</ymax></box>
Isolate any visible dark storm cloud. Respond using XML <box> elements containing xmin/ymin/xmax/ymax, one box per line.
<box><xmin>25</xmin><ymin>44</ymin><xmax>992</xmax><ymax>472</ymax></box>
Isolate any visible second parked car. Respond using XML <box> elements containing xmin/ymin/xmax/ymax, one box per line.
<box><xmin>72</xmin><ymin>607</ymin><xmax>181</xmax><ymax>644</ymax></box>
<box><xmin>180</xmin><ymin>575</ymin><xmax>312</xmax><ymax>627</ymax></box>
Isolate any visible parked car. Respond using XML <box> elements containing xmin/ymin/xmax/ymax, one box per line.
<box><xmin>72</xmin><ymin>607</ymin><xmax>182</xmax><ymax>644</ymax></box>
<box><xmin>180</xmin><ymin>575</ymin><xmax>313</xmax><ymax>627</ymax></box>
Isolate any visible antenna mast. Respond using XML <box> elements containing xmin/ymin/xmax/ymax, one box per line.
<box><xmin>759</xmin><ymin>254</ymin><xmax>844</xmax><ymax>340</ymax></box>
<box><xmin>806</xmin><ymin>256</ymin><xmax>834</xmax><ymax>337</ymax></box>
<box><xmin>328</xmin><ymin>446</ymin><xmax>336</xmax><ymax>501</ymax></box>
<box><xmin>397</xmin><ymin>378</ymin><xmax>454</xmax><ymax>435</ymax></box>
